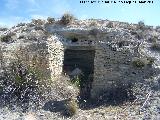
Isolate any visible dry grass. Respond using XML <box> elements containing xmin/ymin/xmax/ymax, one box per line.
<box><xmin>132</xmin><ymin>57</ymin><xmax>147</xmax><ymax>68</ymax></box>
<box><xmin>64</xmin><ymin>98</ymin><xmax>78</xmax><ymax>116</ymax></box>
<box><xmin>60</xmin><ymin>13</ymin><xmax>75</xmax><ymax>25</ymax></box>
<box><xmin>0</xmin><ymin>34</ymin><xmax>12</xmax><ymax>43</ymax></box>
<box><xmin>151</xmin><ymin>42</ymin><xmax>160</xmax><ymax>51</ymax></box>
<box><xmin>47</xmin><ymin>17</ymin><xmax>55</xmax><ymax>24</ymax></box>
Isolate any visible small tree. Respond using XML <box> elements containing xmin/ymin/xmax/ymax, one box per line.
<box><xmin>132</xmin><ymin>57</ymin><xmax>147</xmax><ymax>68</ymax></box>
<box><xmin>47</xmin><ymin>17</ymin><xmax>55</xmax><ymax>24</ymax></box>
<box><xmin>32</xmin><ymin>19</ymin><xmax>44</xmax><ymax>25</ymax></box>
<box><xmin>0</xmin><ymin>34</ymin><xmax>12</xmax><ymax>43</ymax></box>
<box><xmin>138</xmin><ymin>21</ymin><xmax>145</xmax><ymax>30</ymax></box>
<box><xmin>60</xmin><ymin>13</ymin><xmax>75</xmax><ymax>25</ymax></box>
<box><xmin>151</xmin><ymin>42</ymin><xmax>160</xmax><ymax>51</ymax></box>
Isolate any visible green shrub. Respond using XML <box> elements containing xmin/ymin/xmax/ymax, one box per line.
<box><xmin>118</xmin><ymin>41</ymin><xmax>126</xmax><ymax>47</ymax></box>
<box><xmin>0</xmin><ymin>86</ymin><xmax>3</xmax><ymax>94</ymax></box>
<box><xmin>89</xmin><ymin>21</ymin><xmax>97</xmax><ymax>27</ymax></box>
<box><xmin>149</xmin><ymin>36</ymin><xmax>157</xmax><ymax>43</ymax></box>
<box><xmin>47</xmin><ymin>17</ymin><xmax>55</xmax><ymax>24</ymax></box>
<box><xmin>0</xmin><ymin>34</ymin><xmax>11</xmax><ymax>42</ymax></box>
<box><xmin>1</xmin><ymin>59</ymin><xmax>48</xmax><ymax>104</ymax></box>
<box><xmin>0</xmin><ymin>47</ymin><xmax>52</xmax><ymax>107</ymax></box>
<box><xmin>0</xmin><ymin>28</ymin><xmax>8</xmax><ymax>31</ymax></box>
<box><xmin>34</xmin><ymin>26</ymin><xmax>44</xmax><ymax>31</ymax></box>
<box><xmin>136</xmin><ymin>31</ymin><xmax>144</xmax><ymax>40</ymax></box>
<box><xmin>60</xmin><ymin>13</ymin><xmax>75</xmax><ymax>25</ymax></box>
<box><xmin>151</xmin><ymin>43</ymin><xmax>160</xmax><ymax>51</ymax></box>
<box><xmin>18</xmin><ymin>35</ymin><xmax>25</xmax><ymax>39</ymax></box>
<box><xmin>106</xmin><ymin>22</ymin><xmax>114</xmax><ymax>28</ymax></box>
<box><xmin>71</xmin><ymin>76</ymin><xmax>81</xmax><ymax>88</ymax></box>
<box><xmin>132</xmin><ymin>57</ymin><xmax>146</xmax><ymax>68</ymax></box>
<box><xmin>138</xmin><ymin>21</ymin><xmax>145</xmax><ymax>30</ymax></box>
<box><xmin>64</xmin><ymin>98</ymin><xmax>78</xmax><ymax>116</ymax></box>
<box><xmin>16</xmin><ymin>23</ymin><xmax>25</xmax><ymax>27</ymax></box>
<box><xmin>32</xmin><ymin>19</ymin><xmax>44</xmax><ymax>25</ymax></box>
<box><xmin>147</xmin><ymin>57</ymin><xmax>155</xmax><ymax>65</ymax></box>
<box><xmin>89</xmin><ymin>28</ymin><xmax>99</xmax><ymax>36</ymax></box>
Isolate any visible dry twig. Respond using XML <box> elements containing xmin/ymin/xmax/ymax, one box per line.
<box><xmin>140</xmin><ymin>91</ymin><xmax>152</xmax><ymax>110</ymax></box>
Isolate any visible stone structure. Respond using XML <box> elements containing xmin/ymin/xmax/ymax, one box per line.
<box><xmin>1</xmin><ymin>19</ymin><xmax>159</xmax><ymax>99</ymax></box>
<box><xmin>46</xmin><ymin>25</ymin><xmax>155</xmax><ymax>98</ymax></box>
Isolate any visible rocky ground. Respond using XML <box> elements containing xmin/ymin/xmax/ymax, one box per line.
<box><xmin>0</xmin><ymin>76</ymin><xmax>159</xmax><ymax>120</ymax></box>
<box><xmin>0</xmin><ymin>81</ymin><xmax>160</xmax><ymax>120</ymax></box>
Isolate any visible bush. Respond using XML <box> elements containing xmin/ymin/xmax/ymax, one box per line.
<box><xmin>64</xmin><ymin>98</ymin><xmax>78</xmax><ymax>116</ymax></box>
<box><xmin>89</xmin><ymin>21</ymin><xmax>97</xmax><ymax>27</ymax></box>
<box><xmin>0</xmin><ymin>58</ymin><xmax>53</xmax><ymax>109</ymax></box>
<box><xmin>89</xmin><ymin>28</ymin><xmax>99</xmax><ymax>36</ymax></box>
<box><xmin>106</xmin><ymin>22</ymin><xmax>114</xmax><ymax>28</ymax></box>
<box><xmin>60</xmin><ymin>13</ymin><xmax>75</xmax><ymax>25</ymax></box>
<box><xmin>137</xmin><ymin>21</ymin><xmax>145</xmax><ymax>30</ymax></box>
<box><xmin>16</xmin><ymin>23</ymin><xmax>25</xmax><ymax>27</ymax></box>
<box><xmin>71</xmin><ymin>76</ymin><xmax>81</xmax><ymax>88</ymax></box>
<box><xmin>151</xmin><ymin>43</ymin><xmax>160</xmax><ymax>51</ymax></box>
<box><xmin>34</xmin><ymin>26</ymin><xmax>44</xmax><ymax>31</ymax></box>
<box><xmin>132</xmin><ymin>57</ymin><xmax>146</xmax><ymax>68</ymax></box>
<box><xmin>147</xmin><ymin>57</ymin><xmax>155</xmax><ymax>65</ymax></box>
<box><xmin>32</xmin><ymin>19</ymin><xmax>44</xmax><ymax>25</ymax></box>
<box><xmin>0</xmin><ymin>27</ymin><xmax>8</xmax><ymax>31</ymax></box>
<box><xmin>99</xmin><ymin>83</ymin><xmax>135</xmax><ymax>104</ymax></box>
<box><xmin>0</xmin><ymin>34</ymin><xmax>12</xmax><ymax>42</ymax></box>
<box><xmin>47</xmin><ymin>17</ymin><xmax>55</xmax><ymax>24</ymax></box>
<box><xmin>27</xmin><ymin>23</ymin><xmax>35</xmax><ymax>27</ymax></box>
<box><xmin>18</xmin><ymin>35</ymin><xmax>25</xmax><ymax>39</ymax></box>
<box><xmin>149</xmin><ymin>36</ymin><xmax>157</xmax><ymax>43</ymax></box>
<box><xmin>0</xmin><ymin>46</ymin><xmax>54</xmax><ymax>111</ymax></box>
<box><xmin>0</xmin><ymin>86</ymin><xmax>3</xmax><ymax>94</ymax></box>
<box><xmin>118</xmin><ymin>41</ymin><xmax>126</xmax><ymax>47</ymax></box>
<box><xmin>3</xmin><ymin>61</ymin><xmax>41</xmax><ymax>99</ymax></box>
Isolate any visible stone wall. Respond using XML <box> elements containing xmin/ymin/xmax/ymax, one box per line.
<box><xmin>50</xmin><ymin>28</ymin><xmax>155</xmax><ymax>98</ymax></box>
<box><xmin>1</xmin><ymin>29</ymin><xmax>154</xmax><ymax>98</ymax></box>
<box><xmin>1</xmin><ymin>19</ymin><xmax>159</xmax><ymax>99</ymax></box>
<box><xmin>90</xmin><ymin>31</ymin><xmax>154</xmax><ymax>98</ymax></box>
<box><xmin>91</xmin><ymin>44</ymin><xmax>136</xmax><ymax>97</ymax></box>
<box><xmin>47</xmin><ymin>35</ymin><xmax>64</xmax><ymax>79</ymax></box>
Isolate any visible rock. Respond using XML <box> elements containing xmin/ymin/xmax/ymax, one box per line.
<box><xmin>69</xmin><ymin>68</ymin><xmax>82</xmax><ymax>76</ymax></box>
<box><xmin>24</xmin><ymin>112</ymin><xmax>37</xmax><ymax>120</ymax></box>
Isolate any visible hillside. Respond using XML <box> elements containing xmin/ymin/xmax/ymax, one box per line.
<box><xmin>0</xmin><ymin>15</ymin><xmax>160</xmax><ymax>120</ymax></box>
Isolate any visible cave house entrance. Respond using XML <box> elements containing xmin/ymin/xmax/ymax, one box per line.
<box><xmin>63</xmin><ymin>46</ymin><xmax>95</xmax><ymax>99</ymax></box>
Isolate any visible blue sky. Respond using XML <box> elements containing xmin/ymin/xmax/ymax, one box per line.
<box><xmin>0</xmin><ymin>0</ymin><xmax>159</xmax><ymax>27</ymax></box>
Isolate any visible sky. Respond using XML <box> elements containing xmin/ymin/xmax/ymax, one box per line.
<box><xmin>0</xmin><ymin>0</ymin><xmax>159</xmax><ymax>27</ymax></box>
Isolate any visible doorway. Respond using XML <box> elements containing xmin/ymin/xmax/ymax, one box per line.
<box><xmin>63</xmin><ymin>48</ymin><xmax>95</xmax><ymax>99</ymax></box>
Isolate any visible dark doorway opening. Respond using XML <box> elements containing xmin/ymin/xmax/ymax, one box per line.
<box><xmin>63</xmin><ymin>48</ymin><xmax>95</xmax><ymax>99</ymax></box>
